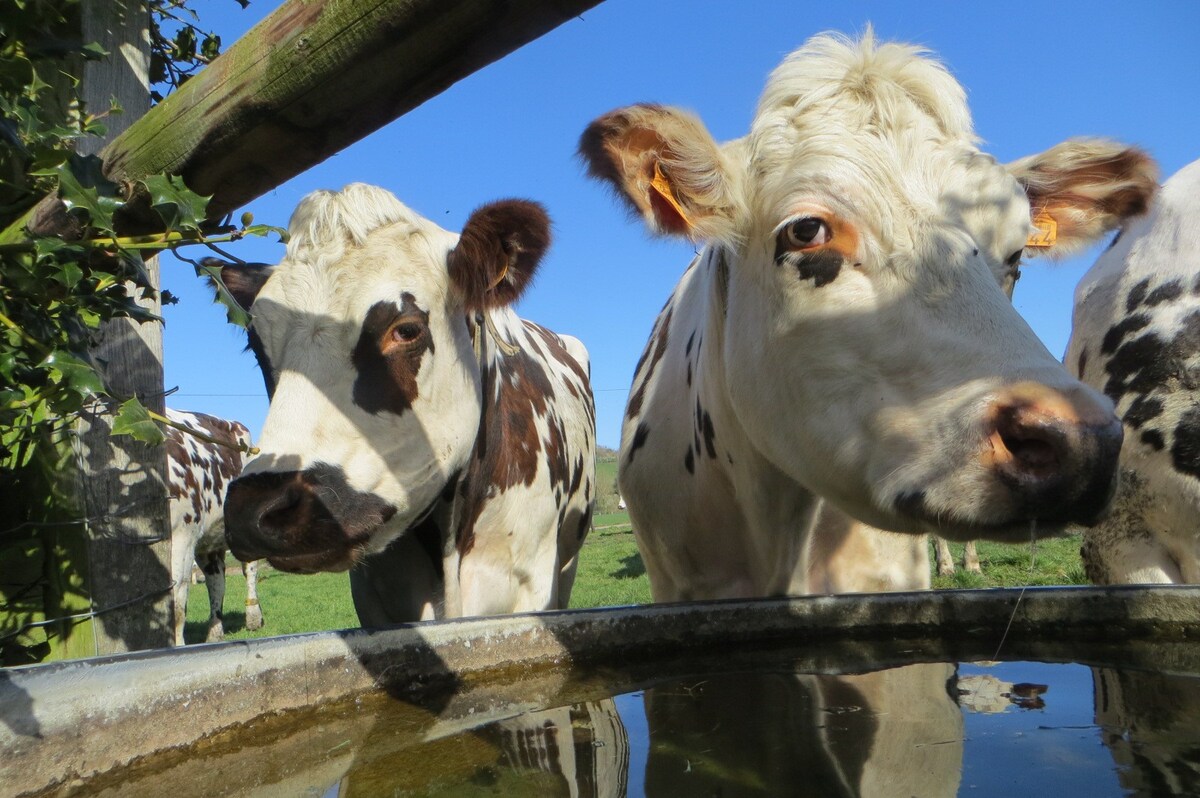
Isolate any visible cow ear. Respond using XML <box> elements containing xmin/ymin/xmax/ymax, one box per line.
<box><xmin>579</xmin><ymin>103</ymin><xmax>742</xmax><ymax>243</ymax></box>
<box><xmin>205</xmin><ymin>257</ymin><xmax>275</xmax><ymax>314</ymax></box>
<box><xmin>1008</xmin><ymin>139</ymin><xmax>1158</xmax><ymax>258</ymax></box>
<box><xmin>449</xmin><ymin>200</ymin><xmax>550</xmax><ymax>312</ymax></box>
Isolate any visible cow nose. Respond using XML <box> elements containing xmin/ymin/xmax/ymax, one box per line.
<box><xmin>984</xmin><ymin>382</ymin><xmax>1123</xmax><ymax>523</ymax></box>
<box><xmin>224</xmin><ymin>470</ymin><xmax>310</xmax><ymax>560</ymax></box>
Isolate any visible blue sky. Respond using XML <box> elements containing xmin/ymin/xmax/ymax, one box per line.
<box><xmin>162</xmin><ymin>0</ymin><xmax>1200</xmax><ymax>449</ymax></box>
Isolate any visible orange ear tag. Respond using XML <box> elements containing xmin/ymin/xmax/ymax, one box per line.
<box><xmin>1026</xmin><ymin>212</ymin><xmax>1058</xmax><ymax>248</ymax></box>
<box><xmin>650</xmin><ymin>161</ymin><xmax>692</xmax><ymax>228</ymax></box>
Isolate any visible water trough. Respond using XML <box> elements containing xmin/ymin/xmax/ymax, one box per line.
<box><xmin>4</xmin><ymin>586</ymin><xmax>1200</xmax><ymax>796</ymax></box>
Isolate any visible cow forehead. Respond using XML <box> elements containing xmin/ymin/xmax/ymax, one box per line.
<box><xmin>252</xmin><ymin>224</ymin><xmax>457</xmax><ymax>359</ymax></box>
<box><xmin>745</xmin><ymin>33</ymin><xmax>1028</xmax><ymax>253</ymax></box>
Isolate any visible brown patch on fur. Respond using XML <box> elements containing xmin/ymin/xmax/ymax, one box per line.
<box><xmin>455</xmin><ymin>321</ymin><xmax>595</xmax><ymax>559</ymax></box>
<box><xmin>449</xmin><ymin>200</ymin><xmax>550</xmax><ymax>312</ymax></box>
<box><xmin>352</xmin><ymin>295</ymin><xmax>434</xmax><ymax>415</ymax></box>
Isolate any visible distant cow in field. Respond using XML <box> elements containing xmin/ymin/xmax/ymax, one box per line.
<box><xmin>933</xmin><ymin>539</ymin><xmax>981</xmax><ymax>578</ymax></box>
<box><xmin>166</xmin><ymin>409</ymin><xmax>262</xmax><ymax>645</ymax></box>
<box><xmin>581</xmin><ymin>32</ymin><xmax>1156</xmax><ymax>600</ymax></box>
<box><xmin>1070</xmin><ymin>159</ymin><xmax>1200</xmax><ymax>584</ymax></box>
<box><xmin>221</xmin><ymin>184</ymin><xmax>595</xmax><ymax>623</ymax></box>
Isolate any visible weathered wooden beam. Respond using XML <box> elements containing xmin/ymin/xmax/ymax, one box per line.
<box><xmin>103</xmin><ymin>0</ymin><xmax>603</xmax><ymax>219</ymax></box>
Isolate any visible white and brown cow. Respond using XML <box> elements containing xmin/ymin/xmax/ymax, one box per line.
<box><xmin>580</xmin><ymin>32</ymin><xmax>1156</xmax><ymax>601</ymax></box>
<box><xmin>220</xmin><ymin>184</ymin><xmax>595</xmax><ymax>624</ymax></box>
<box><xmin>166</xmin><ymin>408</ymin><xmax>262</xmax><ymax>645</ymax></box>
<box><xmin>1070</xmin><ymin>158</ymin><xmax>1200</xmax><ymax>584</ymax></box>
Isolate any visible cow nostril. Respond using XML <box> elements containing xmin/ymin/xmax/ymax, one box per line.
<box><xmin>992</xmin><ymin>406</ymin><xmax>1068</xmax><ymax>482</ymax></box>
<box><xmin>258</xmin><ymin>484</ymin><xmax>305</xmax><ymax>536</ymax></box>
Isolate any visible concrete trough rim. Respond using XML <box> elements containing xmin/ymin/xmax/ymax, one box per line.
<box><xmin>4</xmin><ymin>585</ymin><xmax>1200</xmax><ymax>796</ymax></box>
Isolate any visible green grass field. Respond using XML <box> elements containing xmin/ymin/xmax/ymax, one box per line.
<box><xmin>187</xmin><ymin>466</ymin><xmax>1089</xmax><ymax>643</ymax></box>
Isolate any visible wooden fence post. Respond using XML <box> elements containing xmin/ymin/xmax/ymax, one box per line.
<box><xmin>72</xmin><ymin>0</ymin><xmax>173</xmax><ymax>655</ymax></box>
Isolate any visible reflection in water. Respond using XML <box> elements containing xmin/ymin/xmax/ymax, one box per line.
<box><xmin>639</xmin><ymin>663</ymin><xmax>962</xmax><ymax>798</ymax></box>
<box><xmin>1093</xmin><ymin>668</ymin><xmax>1200</xmax><ymax>796</ymax></box>
<box><xmin>38</xmin><ymin>661</ymin><xmax>1200</xmax><ymax>796</ymax></box>
<box><xmin>327</xmin><ymin>700</ymin><xmax>629</xmax><ymax>798</ymax></box>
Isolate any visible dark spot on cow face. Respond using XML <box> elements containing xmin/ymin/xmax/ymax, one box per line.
<box><xmin>776</xmin><ymin>244</ymin><xmax>844</xmax><ymax>288</ymax></box>
<box><xmin>1125</xmin><ymin>278</ymin><xmax>1151</xmax><ymax>313</ymax></box>
<box><xmin>1100</xmin><ymin>314</ymin><xmax>1150</xmax><ymax>356</ymax></box>
<box><xmin>626</xmin><ymin>421</ymin><xmax>650</xmax><ymax>466</ymax></box>
<box><xmin>1171</xmin><ymin>407</ymin><xmax>1200</xmax><ymax>480</ymax></box>
<box><xmin>1146</xmin><ymin>280</ymin><xmax>1184</xmax><ymax>307</ymax></box>
<box><xmin>1076</xmin><ymin>346</ymin><xmax>1089</xmax><ymax>380</ymax></box>
<box><xmin>685</xmin><ymin>330</ymin><xmax>696</xmax><ymax>356</ymax></box>
<box><xmin>1140</xmin><ymin>429</ymin><xmax>1165</xmax><ymax>451</ymax></box>
<box><xmin>352</xmin><ymin>294</ymin><xmax>434</xmax><ymax>416</ymax></box>
<box><xmin>1193</xmin><ymin>273</ymin><xmax>1200</xmax><ymax>296</ymax></box>
<box><xmin>684</xmin><ymin>446</ymin><xmax>695</xmax><ymax>474</ymax></box>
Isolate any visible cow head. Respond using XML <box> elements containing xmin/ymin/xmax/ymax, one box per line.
<box><xmin>222</xmin><ymin>184</ymin><xmax>550</xmax><ymax>572</ymax></box>
<box><xmin>580</xmin><ymin>33</ymin><xmax>1157</xmax><ymax>540</ymax></box>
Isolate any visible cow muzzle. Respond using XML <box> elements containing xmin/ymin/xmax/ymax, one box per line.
<box><xmin>981</xmin><ymin>381</ymin><xmax>1123</xmax><ymax>527</ymax></box>
<box><xmin>224</xmin><ymin>463</ymin><xmax>397</xmax><ymax>573</ymax></box>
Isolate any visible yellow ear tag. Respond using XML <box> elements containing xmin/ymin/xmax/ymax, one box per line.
<box><xmin>487</xmin><ymin>257</ymin><xmax>511</xmax><ymax>291</ymax></box>
<box><xmin>650</xmin><ymin>161</ymin><xmax>692</xmax><ymax>228</ymax></box>
<box><xmin>1026</xmin><ymin>212</ymin><xmax>1058</xmax><ymax>248</ymax></box>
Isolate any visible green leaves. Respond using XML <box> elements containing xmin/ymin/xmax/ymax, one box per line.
<box><xmin>37</xmin><ymin>154</ymin><xmax>122</xmax><ymax>230</ymax></box>
<box><xmin>1</xmin><ymin>0</ymin><xmax>267</xmax><ymax>478</ymax></box>
<box><xmin>198</xmin><ymin>259</ymin><xmax>252</xmax><ymax>328</ymax></box>
<box><xmin>111</xmin><ymin>397</ymin><xmax>165</xmax><ymax>445</ymax></box>
<box><xmin>142</xmin><ymin>173</ymin><xmax>210</xmax><ymax>232</ymax></box>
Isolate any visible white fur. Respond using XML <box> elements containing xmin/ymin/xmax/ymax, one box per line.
<box><xmin>594</xmin><ymin>34</ymin><xmax>1131</xmax><ymax>600</ymax></box>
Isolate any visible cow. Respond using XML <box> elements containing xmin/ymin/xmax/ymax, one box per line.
<box><xmin>219</xmin><ymin>184</ymin><xmax>595</xmax><ymax>624</ymax></box>
<box><xmin>165</xmin><ymin>408</ymin><xmax>262</xmax><ymax>645</ymax></box>
<box><xmin>1070</xmin><ymin>158</ymin><xmax>1200</xmax><ymax>584</ymax></box>
<box><xmin>579</xmin><ymin>31</ymin><xmax>1158</xmax><ymax>601</ymax></box>
<box><xmin>933</xmin><ymin>538</ymin><xmax>981</xmax><ymax>577</ymax></box>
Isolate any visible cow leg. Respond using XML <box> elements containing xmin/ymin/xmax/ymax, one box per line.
<box><xmin>170</xmin><ymin>530</ymin><xmax>196</xmax><ymax>647</ymax></box>
<box><xmin>963</xmin><ymin>541</ymin><xmax>981</xmax><ymax>573</ymax></box>
<box><xmin>933</xmin><ymin>538</ymin><xmax>956</xmax><ymax>576</ymax></box>
<box><xmin>200</xmin><ymin>551</ymin><xmax>226</xmax><ymax>642</ymax></box>
<box><xmin>243</xmin><ymin>560</ymin><xmax>263</xmax><ymax>631</ymax></box>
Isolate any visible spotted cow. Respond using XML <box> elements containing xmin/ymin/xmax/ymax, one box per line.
<box><xmin>220</xmin><ymin>185</ymin><xmax>595</xmax><ymax>624</ymax></box>
<box><xmin>166</xmin><ymin>409</ymin><xmax>262</xmax><ymax>645</ymax></box>
<box><xmin>580</xmin><ymin>32</ymin><xmax>1156</xmax><ymax>601</ymax></box>
<box><xmin>1071</xmin><ymin>159</ymin><xmax>1200</xmax><ymax>584</ymax></box>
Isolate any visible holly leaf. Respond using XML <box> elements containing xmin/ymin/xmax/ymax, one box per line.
<box><xmin>141</xmin><ymin>173</ymin><xmax>210</xmax><ymax>232</ymax></box>
<box><xmin>33</xmin><ymin>154</ymin><xmax>121</xmax><ymax>231</ymax></box>
<box><xmin>111</xmin><ymin>397</ymin><xmax>165</xmax><ymax>445</ymax></box>
<box><xmin>197</xmin><ymin>260</ymin><xmax>252</xmax><ymax>328</ymax></box>
<box><xmin>40</xmin><ymin>350</ymin><xmax>105</xmax><ymax>397</ymax></box>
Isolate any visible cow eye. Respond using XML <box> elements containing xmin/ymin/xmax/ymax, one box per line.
<box><xmin>1005</xmin><ymin>249</ymin><xmax>1023</xmax><ymax>267</ymax></box>
<box><xmin>782</xmin><ymin>217</ymin><xmax>831</xmax><ymax>249</ymax></box>
<box><xmin>388</xmin><ymin>322</ymin><xmax>423</xmax><ymax>345</ymax></box>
